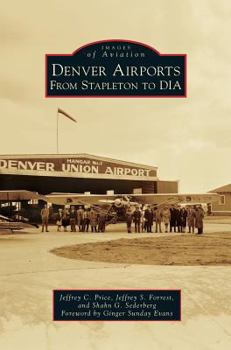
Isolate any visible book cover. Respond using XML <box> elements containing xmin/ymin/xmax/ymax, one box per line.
<box><xmin>0</xmin><ymin>1</ymin><xmax>230</xmax><ymax>349</ymax></box>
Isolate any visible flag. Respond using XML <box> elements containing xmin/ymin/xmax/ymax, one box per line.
<box><xmin>57</xmin><ymin>108</ymin><xmax>77</xmax><ymax>123</ymax></box>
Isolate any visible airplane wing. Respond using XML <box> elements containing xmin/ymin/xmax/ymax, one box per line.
<box><xmin>0</xmin><ymin>190</ymin><xmax>220</xmax><ymax>207</ymax></box>
<box><xmin>0</xmin><ymin>190</ymin><xmax>45</xmax><ymax>201</ymax></box>
<box><xmin>0</xmin><ymin>221</ymin><xmax>38</xmax><ymax>230</ymax></box>
<box><xmin>45</xmin><ymin>192</ymin><xmax>220</xmax><ymax>206</ymax></box>
<box><xmin>46</xmin><ymin>193</ymin><xmax>117</xmax><ymax>206</ymax></box>
<box><xmin>0</xmin><ymin>214</ymin><xmax>12</xmax><ymax>221</ymax></box>
<box><xmin>0</xmin><ymin>214</ymin><xmax>38</xmax><ymax>230</ymax></box>
<box><xmin>129</xmin><ymin>193</ymin><xmax>220</xmax><ymax>205</ymax></box>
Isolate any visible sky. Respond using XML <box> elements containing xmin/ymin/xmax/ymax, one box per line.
<box><xmin>0</xmin><ymin>0</ymin><xmax>231</xmax><ymax>193</ymax></box>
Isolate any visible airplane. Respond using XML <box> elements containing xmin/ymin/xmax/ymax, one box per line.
<box><xmin>0</xmin><ymin>214</ymin><xmax>39</xmax><ymax>232</ymax></box>
<box><xmin>45</xmin><ymin>192</ymin><xmax>221</xmax><ymax>223</ymax></box>
<box><xmin>45</xmin><ymin>192</ymin><xmax>220</xmax><ymax>207</ymax></box>
<box><xmin>0</xmin><ymin>190</ymin><xmax>221</xmax><ymax>228</ymax></box>
<box><xmin>0</xmin><ymin>190</ymin><xmax>220</xmax><ymax>210</ymax></box>
<box><xmin>0</xmin><ymin>190</ymin><xmax>42</xmax><ymax>232</ymax></box>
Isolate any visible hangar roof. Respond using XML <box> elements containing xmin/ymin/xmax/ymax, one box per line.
<box><xmin>0</xmin><ymin>153</ymin><xmax>157</xmax><ymax>171</ymax></box>
<box><xmin>209</xmin><ymin>184</ymin><xmax>231</xmax><ymax>193</ymax></box>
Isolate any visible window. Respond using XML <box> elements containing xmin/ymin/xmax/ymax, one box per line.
<box><xmin>219</xmin><ymin>195</ymin><xmax>225</xmax><ymax>205</ymax></box>
<box><xmin>28</xmin><ymin>199</ymin><xmax>39</xmax><ymax>205</ymax></box>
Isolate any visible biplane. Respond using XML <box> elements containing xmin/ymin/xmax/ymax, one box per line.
<box><xmin>0</xmin><ymin>190</ymin><xmax>42</xmax><ymax>232</ymax></box>
<box><xmin>0</xmin><ymin>214</ymin><xmax>38</xmax><ymax>232</ymax></box>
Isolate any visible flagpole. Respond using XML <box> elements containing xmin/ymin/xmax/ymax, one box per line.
<box><xmin>56</xmin><ymin>110</ymin><xmax>59</xmax><ymax>154</ymax></box>
<box><xmin>56</xmin><ymin>108</ymin><xmax>77</xmax><ymax>153</ymax></box>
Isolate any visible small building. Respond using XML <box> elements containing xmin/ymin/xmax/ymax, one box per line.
<box><xmin>209</xmin><ymin>184</ymin><xmax>231</xmax><ymax>215</ymax></box>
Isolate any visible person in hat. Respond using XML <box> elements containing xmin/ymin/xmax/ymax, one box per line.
<box><xmin>125</xmin><ymin>206</ymin><xmax>133</xmax><ymax>233</ymax></box>
<box><xmin>187</xmin><ymin>206</ymin><xmax>196</xmax><ymax>233</ymax></box>
<box><xmin>83</xmin><ymin>209</ymin><xmax>91</xmax><ymax>232</ymax></box>
<box><xmin>98</xmin><ymin>211</ymin><xmax>107</xmax><ymax>233</ymax></box>
<box><xmin>69</xmin><ymin>206</ymin><xmax>77</xmax><ymax>232</ymax></box>
<box><xmin>76</xmin><ymin>206</ymin><xmax>84</xmax><ymax>232</ymax></box>
<box><xmin>56</xmin><ymin>208</ymin><xmax>63</xmax><ymax>232</ymax></box>
<box><xmin>40</xmin><ymin>204</ymin><xmax>49</xmax><ymax>232</ymax></box>
<box><xmin>161</xmin><ymin>206</ymin><xmax>171</xmax><ymax>233</ymax></box>
<box><xmin>180</xmin><ymin>207</ymin><xmax>188</xmax><ymax>233</ymax></box>
<box><xmin>144</xmin><ymin>205</ymin><xmax>154</xmax><ymax>233</ymax></box>
<box><xmin>62</xmin><ymin>207</ymin><xmax>70</xmax><ymax>232</ymax></box>
<box><xmin>170</xmin><ymin>205</ymin><xmax>177</xmax><ymax>233</ymax></box>
<box><xmin>89</xmin><ymin>208</ymin><xmax>98</xmax><ymax>233</ymax></box>
<box><xmin>195</xmin><ymin>206</ymin><xmax>204</xmax><ymax>234</ymax></box>
<box><xmin>133</xmin><ymin>205</ymin><xmax>142</xmax><ymax>233</ymax></box>
<box><xmin>155</xmin><ymin>207</ymin><xmax>162</xmax><ymax>233</ymax></box>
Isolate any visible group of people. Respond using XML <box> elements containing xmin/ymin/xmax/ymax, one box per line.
<box><xmin>54</xmin><ymin>206</ymin><xmax>107</xmax><ymax>233</ymax></box>
<box><xmin>40</xmin><ymin>204</ymin><xmax>107</xmax><ymax>233</ymax></box>
<box><xmin>40</xmin><ymin>203</ymin><xmax>205</xmax><ymax>235</ymax></box>
<box><xmin>125</xmin><ymin>204</ymin><xmax>205</xmax><ymax>234</ymax></box>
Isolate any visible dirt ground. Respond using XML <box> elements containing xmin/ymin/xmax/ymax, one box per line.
<box><xmin>51</xmin><ymin>231</ymin><xmax>231</xmax><ymax>266</ymax></box>
<box><xmin>1</xmin><ymin>221</ymin><xmax>231</xmax><ymax>349</ymax></box>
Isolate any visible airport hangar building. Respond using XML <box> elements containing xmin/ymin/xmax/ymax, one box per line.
<box><xmin>0</xmin><ymin>154</ymin><xmax>178</xmax><ymax>195</ymax></box>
